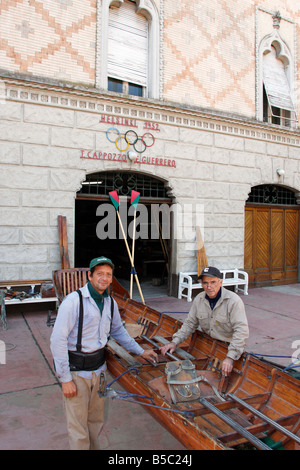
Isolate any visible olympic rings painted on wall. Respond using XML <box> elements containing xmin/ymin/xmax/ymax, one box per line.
<box><xmin>106</xmin><ymin>127</ymin><xmax>120</xmax><ymax>143</ymax></box>
<box><xmin>116</xmin><ymin>135</ymin><xmax>130</xmax><ymax>152</ymax></box>
<box><xmin>124</xmin><ymin>130</ymin><xmax>138</xmax><ymax>145</ymax></box>
<box><xmin>106</xmin><ymin>127</ymin><xmax>155</xmax><ymax>153</ymax></box>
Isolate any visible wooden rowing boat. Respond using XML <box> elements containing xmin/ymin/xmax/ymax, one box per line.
<box><xmin>52</xmin><ymin>268</ymin><xmax>300</xmax><ymax>450</ymax></box>
<box><xmin>104</xmin><ymin>292</ymin><xmax>300</xmax><ymax>451</ymax></box>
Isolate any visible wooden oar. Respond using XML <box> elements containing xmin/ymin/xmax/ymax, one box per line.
<box><xmin>109</xmin><ymin>191</ymin><xmax>145</xmax><ymax>305</ymax></box>
<box><xmin>196</xmin><ymin>226</ymin><xmax>208</xmax><ymax>277</ymax></box>
<box><xmin>130</xmin><ymin>191</ymin><xmax>140</xmax><ymax>299</ymax></box>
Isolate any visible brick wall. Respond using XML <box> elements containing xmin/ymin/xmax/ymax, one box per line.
<box><xmin>0</xmin><ymin>0</ymin><xmax>96</xmax><ymax>84</ymax></box>
<box><xmin>0</xmin><ymin>0</ymin><xmax>299</xmax><ymax>119</ymax></box>
<box><xmin>163</xmin><ymin>0</ymin><xmax>299</xmax><ymax>119</ymax></box>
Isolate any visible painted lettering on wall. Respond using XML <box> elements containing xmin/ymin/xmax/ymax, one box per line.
<box><xmin>80</xmin><ymin>114</ymin><xmax>176</xmax><ymax>167</ymax></box>
<box><xmin>99</xmin><ymin>114</ymin><xmax>138</xmax><ymax>128</ymax></box>
<box><xmin>99</xmin><ymin>115</ymin><xmax>161</xmax><ymax>132</ymax></box>
<box><xmin>80</xmin><ymin>150</ymin><xmax>176</xmax><ymax>167</ymax></box>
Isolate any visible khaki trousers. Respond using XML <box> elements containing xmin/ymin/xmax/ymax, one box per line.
<box><xmin>63</xmin><ymin>371</ymin><xmax>106</xmax><ymax>450</ymax></box>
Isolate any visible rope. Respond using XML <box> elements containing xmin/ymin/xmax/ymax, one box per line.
<box><xmin>106</xmin><ymin>367</ymin><xmax>140</xmax><ymax>388</ymax></box>
<box><xmin>109</xmin><ymin>390</ymin><xmax>195</xmax><ymax>419</ymax></box>
<box><xmin>104</xmin><ymin>368</ymin><xmax>195</xmax><ymax>418</ymax></box>
<box><xmin>282</xmin><ymin>363</ymin><xmax>300</xmax><ymax>372</ymax></box>
<box><xmin>246</xmin><ymin>352</ymin><xmax>294</xmax><ymax>359</ymax></box>
<box><xmin>244</xmin><ymin>352</ymin><xmax>300</xmax><ymax>373</ymax></box>
<box><xmin>112</xmin><ymin>392</ymin><xmax>195</xmax><ymax>419</ymax></box>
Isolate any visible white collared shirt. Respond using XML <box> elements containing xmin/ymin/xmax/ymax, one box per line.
<box><xmin>50</xmin><ymin>284</ymin><xmax>143</xmax><ymax>382</ymax></box>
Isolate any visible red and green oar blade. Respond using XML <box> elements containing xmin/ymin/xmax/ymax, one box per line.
<box><xmin>109</xmin><ymin>190</ymin><xmax>120</xmax><ymax>211</ymax></box>
<box><xmin>130</xmin><ymin>190</ymin><xmax>140</xmax><ymax>210</ymax></box>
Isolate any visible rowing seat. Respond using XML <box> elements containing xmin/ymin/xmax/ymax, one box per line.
<box><xmin>47</xmin><ymin>268</ymin><xmax>129</xmax><ymax>326</ymax></box>
<box><xmin>53</xmin><ymin>268</ymin><xmax>89</xmax><ymax>305</ymax></box>
<box><xmin>52</xmin><ymin>268</ymin><xmax>129</xmax><ymax>304</ymax></box>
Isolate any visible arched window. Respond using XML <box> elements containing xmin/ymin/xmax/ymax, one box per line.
<box><xmin>107</xmin><ymin>1</ymin><xmax>148</xmax><ymax>97</ymax></box>
<box><xmin>78</xmin><ymin>171</ymin><xmax>169</xmax><ymax>199</ymax></box>
<box><xmin>262</xmin><ymin>44</ymin><xmax>295</xmax><ymax>126</ymax></box>
<box><xmin>246</xmin><ymin>185</ymin><xmax>298</xmax><ymax>205</ymax></box>
<box><xmin>97</xmin><ymin>0</ymin><xmax>160</xmax><ymax>99</ymax></box>
<box><xmin>258</xmin><ymin>14</ymin><xmax>297</xmax><ymax>127</ymax></box>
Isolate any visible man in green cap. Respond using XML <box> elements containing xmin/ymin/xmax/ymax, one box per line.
<box><xmin>51</xmin><ymin>256</ymin><xmax>157</xmax><ymax>450</ymax></box>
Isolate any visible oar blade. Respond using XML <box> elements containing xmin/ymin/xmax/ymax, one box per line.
<box><xmin>109</xmin><ymin>190</ymin><xmax>120</xmax><ymax>211</ymax></box>
<box><xmin>130</xmin><ymin>190</ymin><xmax>140</xmax><ymax>210</ymax></box>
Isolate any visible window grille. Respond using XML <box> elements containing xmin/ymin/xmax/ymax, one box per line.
<box><xmin>78</xmin><ymin>172</ymin><xmax>169</xmax><ymax>199</ymax></box>
<box><xmin>247</xmin><ymin>185</ymin><xmax>297</xmax><ymax>205</ymax></box>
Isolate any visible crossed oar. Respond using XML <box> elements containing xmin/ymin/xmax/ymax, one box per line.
<box><xmin>109</xmin><ymin>190</ymin><xmax>145</xmax><ymax>305</ymax></box>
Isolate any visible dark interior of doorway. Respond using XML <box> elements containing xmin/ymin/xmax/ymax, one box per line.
<box><xmin>75</xmin><ymin>199</ymin><xmax>169</xmax><ymax>289</ymax></box>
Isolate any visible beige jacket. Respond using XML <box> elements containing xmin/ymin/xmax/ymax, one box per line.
<box><xmin>172</xmin><ymin>288</ymin><xmax>249</xmax><ymax>361</ymax></box>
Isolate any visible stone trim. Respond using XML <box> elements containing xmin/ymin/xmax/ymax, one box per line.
<box><xmin>255</xmin><ymin>6</ymin><xmax>297</xmax><ymax>123</ymax></box>
<box><xmin>2</xmin><ymin>76</ymin><xmax>300</xmax><ymax>148</ymax></box>
<box><xmin>96</xmin><ymin>0</ymin><xmax>161</xmax><ymax>99</ymax></box>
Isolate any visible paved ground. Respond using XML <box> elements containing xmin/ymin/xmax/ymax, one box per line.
<box><xmin>0</xmin><ymin>283</ymin><xmax>299</xmax><ymax>450</ymax></box>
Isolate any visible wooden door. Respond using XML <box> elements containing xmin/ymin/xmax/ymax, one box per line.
<box><xmin>245</xmin><ymin>205</ymin><xmax>299</xmax><ymax>286</ymax></box>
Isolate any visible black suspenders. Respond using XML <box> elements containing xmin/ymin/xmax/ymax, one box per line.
<box><xmin>75</xmin><ymin>289</ymin><xmax>114</xmax><ymax>352</ymax></box>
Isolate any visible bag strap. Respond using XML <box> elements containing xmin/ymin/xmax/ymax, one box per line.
<box><xmin>108</xmin><ymin>296</ymin><xmax>114</xmax><ymax>340</ymax></box>
<box><xmin>75</xmin><ymin>290</ymin><xmax>114</xmax><ymax>350</ymax></box>
<box><xmin>76</xmin><ymin>289</ymin><xmax>84</xmax><ymax>352</ymax></box>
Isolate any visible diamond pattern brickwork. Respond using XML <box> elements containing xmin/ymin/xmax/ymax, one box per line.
<box><xmin>0</xmin><ymin>0</ymin><xmax>300</xmax><ymax>120</ymax></box>
<box><xmin>0</xmin><ymin>0</ymin><xmax>96</xmax><ymax>84</ymax></box>
<box><xmin>163</xmin><ymin>0</ymin><xmax>300</xmax><ymax>119</ymax></box>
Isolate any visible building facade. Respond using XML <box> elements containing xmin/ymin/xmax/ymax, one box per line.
<box><xmin>0</xmin><ymin>0</ymin><xmax>299</xmax><ymax>292</ymax></box>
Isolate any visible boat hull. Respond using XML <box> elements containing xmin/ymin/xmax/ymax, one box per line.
<box><xmin>104</xmin><ymin>293</ymin><xmax>300</xmax><ymax>451</ymax></box>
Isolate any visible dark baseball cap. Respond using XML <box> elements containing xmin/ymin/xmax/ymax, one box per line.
<box><xmin>198</xmin><ymin>266</ymin><xmax>222</xmax><ymax>280</ymax></box>
<box><xmin>89</xmin><ymin>256</ymin><xmax>114</xmax><ymax>270</ymax></box>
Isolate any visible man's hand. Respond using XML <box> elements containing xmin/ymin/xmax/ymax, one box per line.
<box><xmin>160</xmin><ymin>342</ymin><xmax>177</xmax><ymax>356</ymax></box>
<box><xmin>141</xmin><ymin>349</ymin><xmax>158</xmax><ymax>364</ymax></box>
<box><xmin>62</xmin><ymin>380</ymin><xmax>77</xmax><ymax>398</ymax></box>
<box><xmin>222</xmin><ymin>357</ymin><xmax>234</xmax><ymax>377</ymax></box>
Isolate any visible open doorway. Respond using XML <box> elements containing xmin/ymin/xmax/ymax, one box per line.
<box><xmin>74</xmin><ymin>171</ymin><xmax>173</xmax><ymax>297</ymax></box>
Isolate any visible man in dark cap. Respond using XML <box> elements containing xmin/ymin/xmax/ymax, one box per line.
<box><xmin>51</xmin><ymin>256</ymin><xmax>157</xmax><ymax>450</ymax></box>
<box><xmin>161</xmin><ymin>266</ymin><xmax>249</xmax><ymax>377</ymax></box>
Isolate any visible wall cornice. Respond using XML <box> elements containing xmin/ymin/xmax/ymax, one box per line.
<box><xmin>2</xmin><ymin>73</ymin><xmax>300</xmax><ymax>147</ymax></box>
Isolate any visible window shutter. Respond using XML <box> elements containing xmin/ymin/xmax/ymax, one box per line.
<box><xmin>108</xmin><ymin>2</ymin><xmax>148</xmax><ymax>86</ymax></box>
<box><xmin>263</xmin><ymin>47</ymin><xmax>295</xmax><ymax>113</ymax></box>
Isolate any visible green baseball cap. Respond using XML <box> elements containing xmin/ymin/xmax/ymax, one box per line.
<box><xmin>89</xmin><ymin>256</ymin><xmax>115</xmax><ymax>270</ymax></box>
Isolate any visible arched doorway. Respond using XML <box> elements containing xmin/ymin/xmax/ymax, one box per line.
<box><xmin>244</xmin><ymin>185</ymin><xmax>299</xmax><ymax>287</ymax></box>
<box><xmin>75</xmin><ymin>171</ymin><xmax>173</xmax><ymax>294</ymax></box>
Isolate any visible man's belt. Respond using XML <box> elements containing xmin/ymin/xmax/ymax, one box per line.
<box><xmin>68</xmin><ymin>348</ymin><xmax>106</xmax><ymax>371</ymax></box>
